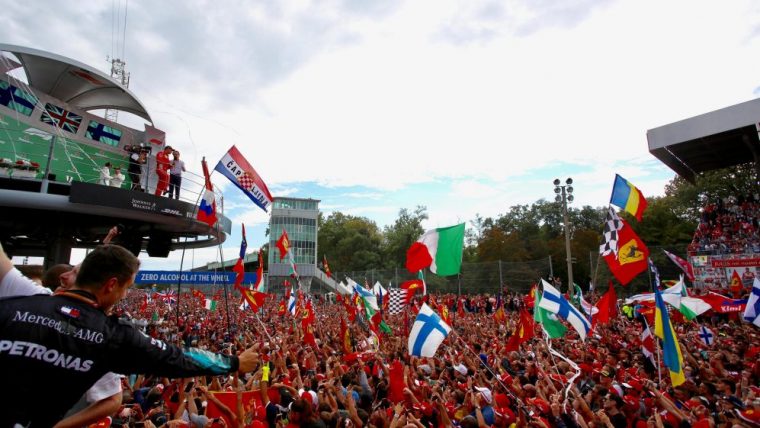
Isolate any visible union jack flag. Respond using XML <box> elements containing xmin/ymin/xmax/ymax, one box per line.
<box><xmin>86</xmin><ymin>120</ymin><xmax>122</xmax><ymax>146</ymax></box>
<box><xmin>153</xmin><ymin>290</ymin><xmax>177</xmax><ymax>305</ymax></box>
<box><xmin>0</xmin><ymin>80</ymin><xmax>37</xmax><ymax>116</ymax></box>
<box><xmin>41</xmin><ymin>103</ymin><xmax>82</xmax><ymax>134</ymax></box>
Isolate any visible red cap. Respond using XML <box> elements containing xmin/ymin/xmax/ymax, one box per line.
<box><xmin>527</xmin><ymin>397</ymin><xmax>550</xmax><ymax>414</ymax></box>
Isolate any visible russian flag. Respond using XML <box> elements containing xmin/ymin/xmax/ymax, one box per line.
<box><xmin>215</xmin><ymin>145</ymin><xmax>273</xmax><ymax>213</ymax></box>
<box><xmin>197</xmin><ymin>159</ymin><xmax>217</xmax><ymax>227</ymax></box>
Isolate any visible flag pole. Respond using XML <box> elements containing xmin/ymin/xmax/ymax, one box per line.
<box><xmin>643</xmin><ymin>317</ymin><xmax>662</xmax><ymax>384</ymax></box>
<box><xmin>449</xmin><ymin>331</ymin><xmax>530</xmax><ymax>417</ymax></box>
<box><xmin>215</xmin><ymin>221</ymin><xmax>233</xmax><ymax>336</ymax></box>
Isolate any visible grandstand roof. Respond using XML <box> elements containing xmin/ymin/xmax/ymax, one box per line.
<box><xmin>647</xmin><ymin>98</ymin><xmax>760</xmax><ymax>183</ymax></box>
<box><xmin>0</xmin><ymin>44</ymin><xmax>152</xmax><ymax>123</ymax></box>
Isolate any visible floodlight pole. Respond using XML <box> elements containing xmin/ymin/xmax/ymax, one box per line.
<box><xmin>554</xmin><ymin>178</ymin><xmax>575</xmax><ymax>301</ymax></box>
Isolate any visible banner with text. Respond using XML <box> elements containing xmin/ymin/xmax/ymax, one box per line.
<box><xmin>135</xmin><ymin>270</ymin><xmax>259</xmax><ymax>285</ymax></box>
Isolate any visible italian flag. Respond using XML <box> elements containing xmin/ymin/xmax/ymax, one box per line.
<box><xmin>204</xmin><ymin>299</ymin><xmax>218</xmax><ymax>311</ymax></box>
<box><xmin>405</xmin><ymin>223</ymin><xmax>465</xmax><ymax>276</ymax></box>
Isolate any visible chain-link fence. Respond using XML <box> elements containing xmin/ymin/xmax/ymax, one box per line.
<box><xmin>329</xmin><ymin>257</ymin><xmax>552</xmax><ymax>296</ymax></box>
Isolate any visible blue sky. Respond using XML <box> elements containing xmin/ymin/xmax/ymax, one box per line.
<box><xmin>2</xmin><ymin>0</ymin><xmax>759</xmax><ymax>269</ymax></box>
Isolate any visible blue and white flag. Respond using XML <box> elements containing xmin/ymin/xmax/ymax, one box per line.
<box><xmin>539</xmin><ymin>279</ymin><xmax>591</xmax><ymax>341</ymax></box>
<box><xmin>408</xmin><ymin>303</ymin><xmax>451</xmax><ymax>357</ymax></box>
<box><xmin>649</xmin><ymin>258</ymin><xmax>661</xmax><ymax>289</ymax></box>
<box><xmin>743</xmin><ymin>277</ymin><xmax>760</xmax><ymax>328</ymax></box>
<box><xmin>287</xmin><ymin>294</ymin><xmax>297</xmax><ymax>316</ymax></box>
<box><xmin>349</xmin><ymin>278</ymin><xmax>379</xmax><ymax>311</ymax></box>
<box><xmin>698</xmin><ymin>325</ymin><xmax>715</xmax><ymax>346</ymax></box>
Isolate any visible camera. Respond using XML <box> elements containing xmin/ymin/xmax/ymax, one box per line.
<box><xmin>123</xmin><ymin>144</ymin><xmax>152</xmax><ymax>155</ymax></box>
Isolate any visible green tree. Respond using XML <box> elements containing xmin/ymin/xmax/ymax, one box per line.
<box><xmin>381</xmin><ymin>206</ymin><xmax>427</xmax><ymax>269</ymax></box>
<box><xmin>318</xmin><ymin>212</ymin><xmax>383</xmax><ymax>273</ymax></box>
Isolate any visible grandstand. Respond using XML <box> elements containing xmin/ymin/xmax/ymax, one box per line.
<box><xmin>648</xmin><ymin>98</ymin><xmax>760</xmax><ymax>288</ymax></box>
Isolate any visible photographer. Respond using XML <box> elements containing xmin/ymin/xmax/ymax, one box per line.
<box><xmin>126</xmin><ymin>145</ymin><xmax>147</xmax><ymax>191</ymax></box>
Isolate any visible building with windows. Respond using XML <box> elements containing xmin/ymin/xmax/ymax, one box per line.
<box><xmin>268</xmin><ymin>197</ymin><xmax>336</xmax><ymax>293</ymax></box>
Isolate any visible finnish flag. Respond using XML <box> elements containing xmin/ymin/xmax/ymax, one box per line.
<box><xmin>539</xmin><ymin>279</ymin><xmax>591</xmax><ymax>341</ymax></box>
<box><xmin>743</xmin><ymin>278</ymin><xmax>760</xmax><ymax>328</ymax></box>
<box><xmin>698</xmin><ymin>325</ymin><xmax>714</xmax><ymax>346</ymax></box>
<box><xmin>408</xmin><ymin>303</ymin><xmax>451</xmax><ymax>357</ymax></box>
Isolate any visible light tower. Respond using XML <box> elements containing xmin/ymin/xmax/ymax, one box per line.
<box><xmin>104</xmin><ymin>57</ymin><xmax>130</xmax><ymax>123</ymax></box>
<box><xmin>554</xmin><ymin>178</ymin><xmax>575</xmax><ymax>300</ymax></box>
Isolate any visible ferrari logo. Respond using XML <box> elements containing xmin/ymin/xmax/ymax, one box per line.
<box><xmin>619</xmin><ymin>239</ymin><xmax>644</xmax><ymax>265</ymax></box>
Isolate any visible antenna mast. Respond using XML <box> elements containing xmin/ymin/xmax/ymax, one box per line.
<box><xmin>105</xmin><ymin>0</ymin><xmax>130</xmax><ymax>123</ymax></box>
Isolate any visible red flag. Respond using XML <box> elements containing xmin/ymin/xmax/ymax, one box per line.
<box><xmin>523</xmin><ymin>284</ymin><xmax>536</xmax><ymax>308</ymax></box>
<box><xmin>301</xmin><ymin>300</ymin><xmax>315</xmax><ymax>328</ymax></box>
<box><xmin>400</xmin><ymin>279</ymin><xmax>424</xmax><ymax>304</ymax></box>
<box><xmin>277</xmin><ymin>299</ymin><xmax>287</xmax><ymax>316</ymax></box>
<box><xmin>254</xmin><ymin>249</ymin><xmax>264</xmax><ymax>290</ymax></box>
<box><xmin>729</xmin><ymin>270</ymin><xmax>743</xmax><ymax>297</ymax></box>
<box><xmin>603</xmin><ymin>219</ymin><xmax>649</xmax><ymax>285</ymax></box>
<box><xmin>504</xmin><ymin>308</ymin><xmax>534</xmax><ymax>351</ymax></box>
<box><xmin>239</xmin><ymin>288</ymin><xmax>267</xmax><ymax>312</ymax></box>
<box><xmin>663</xmin><ymin>250</ymin><xmax>695</xmax><ymax>282</ymax></box>
<box><xmin>593</xmin><ymin>282</ymin><xmax>618</xmax><ymax>325</ymax></box>
<box><xmin>276</xmin><ymin>229</ymin><xmax>290</xmax><ymax>260</ymax></box>
<box><xmin>323</xmin><ymin>255</ymin><xmax>332</xmax><ymax>278</ymax></box>
<box><xmin>457</xmin><ymin>298</ymin><xmax>465</xmax><ymax>317</ymax></box>
<box><xmin>303</xmin><ymin>324</ymin><xmax>317</xmax><ymax>348</ymax></box>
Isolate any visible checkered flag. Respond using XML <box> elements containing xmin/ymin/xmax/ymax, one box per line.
<box><xmin>237</xmin><ymin>172</ymin><xmax>255</xmax><ymax>192</ymax></box>
<box><xmin>599</xmin><ymin>207</ymin><xmax>623</xmax><ymax>257</ymax></box>
<box><xmin>389</xmin><ymin>288</ymin><xmax>408</xmax><ymax>315</ymax></box>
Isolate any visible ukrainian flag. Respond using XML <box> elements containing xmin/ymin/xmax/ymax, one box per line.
<box><xmin>610</xmin><ymin>174</ymin><xmax>647</xmax><ymax>221</ymax></box>
<box><xmin>654</xmin><ymin>285</ymin><xmax>686</xmax><ymax>387</ymax></box>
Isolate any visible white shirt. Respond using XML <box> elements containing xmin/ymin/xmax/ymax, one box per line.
<box><xmin>170</xmin><ymin>159</ymin><xmax>185</xmax><ymax>176</ymax></box>
<box><xmin>99</xmin><ymin>166</ymin><xmax>111</xmax><ymax>186</ymax></box>
<box><xmin>111</xmin><ymin>171</ymin><xmax>125</xmax><ymax>188</ymax></box>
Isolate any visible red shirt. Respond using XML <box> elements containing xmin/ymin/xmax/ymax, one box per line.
<box><xmin>156</xmin><ymin>150</ymin><xmax>171</xmax><ymax>171</ymax></box>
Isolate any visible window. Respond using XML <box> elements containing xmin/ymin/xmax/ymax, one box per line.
<box><xmin>86</xmin><ymin>120</ymin><xmax>122</xmax><ymax>147</ymax></box>
<box><xmin>0</xmin><ymin>79</ymin><xmax>37</xmax><ymax>116</ymax></box>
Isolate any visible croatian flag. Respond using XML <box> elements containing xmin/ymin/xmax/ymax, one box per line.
<box><xmin>408</xmin><ymin>303</ymin><xmax>451</xmax><ymax>357</ymax></box>
<box><xmin>197</xmin><ymin>159</ymin><xmax>217</xmax><ymax>227</ymax></box>
<box><xmin>215</xmin><ymin>145</ymin><xmax>273</xmax><ymax>213</ymax></box>
<box><xmin>539</xmin><ymin>279</ymin><xmax>591</xmax><ymax>341</ymax></box>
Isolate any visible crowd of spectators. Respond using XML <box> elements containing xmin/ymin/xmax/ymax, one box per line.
<box><xmin>41</xmin><ymin>282</ymin><xmax>749</xmax><ymax>428</ymax></box>
<box><xmin>689</xmin><ymin>195</ymin><xmax>760</xmax><ymax>255</ymax></box>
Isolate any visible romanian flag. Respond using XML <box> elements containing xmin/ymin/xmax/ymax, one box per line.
<box><xmin>654</xmin><ymin>285</ymin><xmax>685</xmax><ymax>387</ymax></box>
<box><xmin>610</xmin><ymin>174</ymin><xmax>648</xmax><ymax>221</ymax></box>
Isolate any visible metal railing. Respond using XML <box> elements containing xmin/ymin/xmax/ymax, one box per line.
<box><xmin>0</xmin><ymin>134</ymin><xmax>223</xmax><ymax>209</ymax></box>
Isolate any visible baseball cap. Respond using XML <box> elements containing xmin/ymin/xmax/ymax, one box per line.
<box><xmin>454</xmin><ymin>364</ymin><xmax>468</xmax><ymax>375</ymax></box>
<box><xmin>474</xmin><ymin>387</ymin><xmax>492</xmax><ymax>404</ymax></box>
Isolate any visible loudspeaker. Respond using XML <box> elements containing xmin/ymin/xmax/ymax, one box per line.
<box><xmin>147</xmin><ymin>231</ymin><xmax>172</xmax><ymax>258</ymax></box>
<box><xmin>120</xmin><ymin>235</ymin><xmax>143</xmax><ymax>257</ymax></box>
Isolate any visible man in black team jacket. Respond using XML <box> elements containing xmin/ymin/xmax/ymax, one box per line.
<box><xmin>0</xmin><ymin>245</ymin><xmax>260</xmax><ymax>427</ymax></box>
